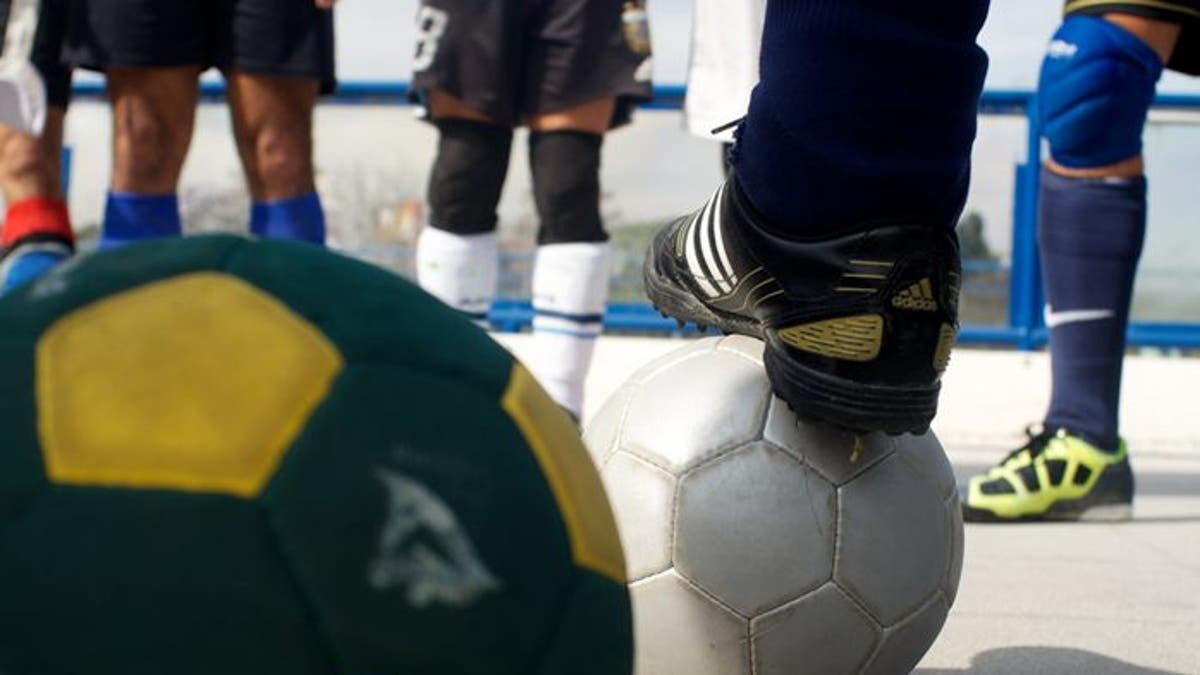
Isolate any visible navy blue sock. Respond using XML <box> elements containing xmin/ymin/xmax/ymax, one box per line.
<box><xmin>1040</xmin><ymin>169</ymin><xmax>1146</xmax><ymax>452</ymax></box>
<box><xmin>250</xmin><ymin>192</ymin><xmax>326</xmax><ymax>245</ymax></box>
<box><xmin>101</xmin><ymin>192</ymin><xmax>182</xmax><ymax>249</ymax></box>
<box><xmin>732</xmin><ymin>0</ymin><xmax>990</xmax><ymax>235</ymax></box>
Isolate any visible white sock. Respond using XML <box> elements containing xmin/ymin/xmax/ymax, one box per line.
<box><xmin>415</xmin><ymin>226</ymin><xmax>498</xmax><ymax>329</ymax></box>
<box><xmin>528</xmin><ymin>242</ymin><xmax>611</xmax><ymax>419</ymax></box>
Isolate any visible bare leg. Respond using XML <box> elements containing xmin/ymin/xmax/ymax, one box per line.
<box><xmin>226</xmin><ymin>73</ymin><xmax>318</xmax><ymax>201</ymax></box>
<box><xmin>0</xmin><ymin>108</ymin><xmax>73</xmax><ymax>291</ymax></box>
<box><xmin>0</xmin><ymin>107</ymin><xmax>66</xmax><ymax>202</ymax></box>
<box><xmin>108</xmin><ymin>67</ymin><xmax>200</xmax><ymax>194</ymax></box>
<box><xmin>225</xmin><ymin>73</ymin><xmax>324</xmax><ymax>242</ymax></box>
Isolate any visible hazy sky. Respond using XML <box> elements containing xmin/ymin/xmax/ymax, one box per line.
<box><xmin>72</xmin><ymin>0</ymin><xmax>1200</xmax><ymax>93</ymax></box>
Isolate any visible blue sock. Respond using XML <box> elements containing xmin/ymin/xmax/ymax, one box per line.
<box><xmin>101</xmin><ymin>192</ymin><xmax>182</xmax><ymax>249</ymax></box>
<box><xmin>1040</xmin><ymin>170</ymin><xmax>1146</xmax><ymax>452</ymax></box>
<box><xmin>249</xmin><ymin>192</ymin><xmax>326</xmax><ymax>245</ymax></box>
<box><xmin>732</xmin><ymin>0</ymin><xmax>990</xmax><ymax>235</ymax></box>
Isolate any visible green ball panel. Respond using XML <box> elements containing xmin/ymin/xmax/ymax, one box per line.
<box><xmin>0</xmin><ymin>488</ymin><xmax>329</xmax><ymax>675</ymax></box>
<box><xmin>221</xmin><ymin>237</ymin><xmax>513</xmax><ymax>397</ymax></box>
<box><xmin>0</xmin><ymin>338</ymin><xmax>46</xmax><ymax>520</ymax></box>
<box><xmin>533</xmin><ymin>571</ymin><xmax>634</xmax><ymax>675</ymax></box>
<box><xmin>264</xmin><ymin>364</ymin><xmax>592</xmax><ymax>674</ymax></box>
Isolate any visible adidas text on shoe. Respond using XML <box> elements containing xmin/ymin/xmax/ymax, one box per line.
<box><xmin>644</xmin><ymin>174</ymin><xmax>961</xmax><ymax>435</ymax></box>
<box><xmin>891</xmin><ymin>278</ymin><xmax>939</xmax><ymax>312</ymax></box>
<box><xmin>961</xmin><ymin>427</ymin><xmax>1134</xmax><ymax>522</ymax></box>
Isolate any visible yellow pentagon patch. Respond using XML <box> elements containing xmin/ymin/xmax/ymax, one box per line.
<box><xmin>502</xmin><ymin>364</ymin><xmax>627</xmax><ymax>584</ymax></box>
<box><xmin>37</xmin><ymin>272</ymin><xmax>344</xmax><ymax>499</ymax></box>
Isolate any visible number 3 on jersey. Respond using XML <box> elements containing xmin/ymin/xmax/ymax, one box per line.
<box><xmin>413</xmin><ymin>5</ymin><xmax>449</xmax><ymax>72</ymax></box>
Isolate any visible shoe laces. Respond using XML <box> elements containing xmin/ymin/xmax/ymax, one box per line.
<box><xmin>710</xmin><ymin>117</ymin><xmax>745</xmax><ymax>166</ymax></box>
<box><xmin>710</xmin><ymin>117</ymin><xmax>744</xmax><ymax>136</ymax></box>
<box><xmin>1000</xmin><ymin>423</ymin><xmax>1058</xmax><ymax>468</ymax></box>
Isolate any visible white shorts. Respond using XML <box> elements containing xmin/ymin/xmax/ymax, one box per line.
<box><xmin>684</xmin><ymin>0</ymin><xmax>766</xmax><ymax>141</ymax></box>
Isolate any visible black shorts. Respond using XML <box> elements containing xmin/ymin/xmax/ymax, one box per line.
<box><xmin>0</xmin><ymin>0</ymin><xmax>72</xmax><ymax>108</ymax></box>
<box><xmin>1065</xmin><ymin>0</ymin><xmax>1200</xmax><ymax>74</ymax></box>
<box><xmin>64</xmin><ymin>0</ymin><xmax>336</xmax><ymax>93</ymax></box>
<box><xmin>410</xmin><ymin>0</ymin><xmax>653</xmax><ymax>128</ymax></box>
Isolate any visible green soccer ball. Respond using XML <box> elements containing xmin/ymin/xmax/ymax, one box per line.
<box><xmin>0</xmin><ymin>235</ymin><xmax>630</xmax><ymax>675</ymax></box>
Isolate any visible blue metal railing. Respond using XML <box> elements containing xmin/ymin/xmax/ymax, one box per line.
<box><xmin>975</xmin><ymin>90</ymin><xmax>1200</xmax><ymax>350</ymax></box>
<box><xmin>67</xmin><ymin>82</ymin><xmax>1200</xmax><ymax>348</ymax></box>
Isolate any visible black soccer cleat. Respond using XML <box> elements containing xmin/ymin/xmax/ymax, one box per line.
<box><xmin>644</xmin><ymin>175</ymin><xmax>961</xmax><ymax>435</ymax></box>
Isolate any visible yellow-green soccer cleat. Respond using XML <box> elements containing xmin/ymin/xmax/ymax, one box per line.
<box><xmin>962</xmin><ymin>427</ymin><xmax>1134</xmax><ymax>522</ymax></box>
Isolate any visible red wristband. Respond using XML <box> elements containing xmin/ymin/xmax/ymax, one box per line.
<box><xmin>3</xmin><ymin>197</ymin><xmax>73</xmax><ymax>247</ymax></box>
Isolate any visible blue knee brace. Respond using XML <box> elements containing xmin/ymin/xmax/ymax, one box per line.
<box><xmin>1038</xmin><ymin>16</ymin><xmax>1163</xmax><ymax>169</ymax></box>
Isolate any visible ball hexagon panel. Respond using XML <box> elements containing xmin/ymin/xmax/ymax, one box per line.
<box><xmin>861</xmin><ymin>593</ymin><xmax>949</xmax><ymax>675</ymax></box>
<box><xmin>630</xmin><ymin>570</ymin><xmax>749</xmax><ymax>675</ymax></box>
<box><xmin>625</xmin><ymin>337</ymin><xmax>725</xmax><ymax>387</ymax></box>
<box><xmin>944</xmin><ymin>494</ymin><xmax>965</xmax><ymax>607</ymax></box>
<box><xmin>762</xmin><ymin>399</ymin><xmax>896</xmax><ymax>486</ymax></box>
<box><xmin>675</xmin><ymin>442</ymin><xmax>836</xmax><ymax>617</ymax></box>
<box><xmin>583</xmin><ymin>384</ymin><xmax>636</xmax><ymax>468</ymax></box>
<box><xmin>895</xmin><ymin>432</ymin><xmax>958</xmax><ymax>501</ymax></box>
<box><xmin>750</xmin><ymin>582</ymin><xmax>880</xmax><ymax>675</ymax></box>
<box><xmin>835</xmin><ymin>453</ymin><xmax>951</xmax><ymax>626</ymax></box>
<box><xmin>619</xmin><ymin>348</ymin><xmax>770</xmax><ymax>474</ymax></box>
<box><xmin>602</xmin><ymin>451</ymin><xmax>677</xmax><ymax>581</ymax></box>
<box><xmin>712</xmin><ymin>334</ymin><xmax>766</xmax><ymax>364</ymax></box>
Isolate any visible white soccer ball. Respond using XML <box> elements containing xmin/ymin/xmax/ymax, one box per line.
<box><xmin>585</xmin><ymin>335</ymin><xmax>964</xmax><ymax>675</ymax></box>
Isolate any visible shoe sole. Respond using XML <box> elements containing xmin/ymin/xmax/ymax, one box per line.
<box><xmin>644</xmin><ymin>248</ymin><xmax>939</xmax><ymax>435</ymax></box>
<box><xmin>962</xmin><ymin>502</ymin><xmax>1133</xmax><ymax>523</ymax></box>
<box><xmin>642</xmin><ymin>241</ymin><xmax>760</xmax><ymax>337</ymax></box>
<box><xmin>762</xmin><ymin>339</ymin><xmax>939</xmax><ymax>435</ymax></box>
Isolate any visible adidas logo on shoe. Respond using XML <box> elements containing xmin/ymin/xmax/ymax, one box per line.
<box><xmin>891</xmin><ymin>278</ymin><xmax>938</xmax><ymax>312</ymax></box>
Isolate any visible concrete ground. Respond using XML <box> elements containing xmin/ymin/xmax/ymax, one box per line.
<box><xmin>499</xmin><ymin>334</ymin><xmax>1200</xmax><ymax>675</ymax></box>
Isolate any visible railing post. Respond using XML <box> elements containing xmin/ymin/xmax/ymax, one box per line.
<box><xmin>1007</xmin><ymin>94</ymin><xmax>1045</xmax><ymax>351</ymax></box>
<box><xmin>59</xmin><ymin>146</ymin><xmax>72</xmax><ymax>199</ymax></box>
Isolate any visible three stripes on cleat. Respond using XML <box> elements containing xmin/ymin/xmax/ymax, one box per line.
<box><xmin>677</xmin><ymin>183</ymin><xmax>740</xmax><ymax>300</ymax></box>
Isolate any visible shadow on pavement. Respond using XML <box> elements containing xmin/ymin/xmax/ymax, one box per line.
<box><xmin>917</xmin><ymin>647</ymin><xmax>1190</xmax><ymax>674</ymax></box>
<box><xmin>1121</xmin><ymin>515</ymin><xmax>1200</xmax><ymax>524</ymax></box>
